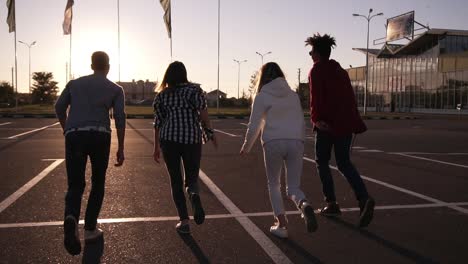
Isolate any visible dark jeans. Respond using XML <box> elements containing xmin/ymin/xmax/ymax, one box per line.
<box><xmin>65</xmin><ymin>131</ymin><xmax>111</xmax><ymax>230</ymax></box>
<box><xmin>315</xmin><ymin>130</ymin><xmax>369</xmax><ymax>203</ymax></box>
<box><xmin>160</xmin><ymin>140</ymin><xmax>202</xmax><ymax>221</ymax></box>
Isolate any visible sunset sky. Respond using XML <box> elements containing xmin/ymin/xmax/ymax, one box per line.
<box><xmin>0</xmin><ymin>0</ymin><xmax>467</xmax><ymax>97</ymax></box>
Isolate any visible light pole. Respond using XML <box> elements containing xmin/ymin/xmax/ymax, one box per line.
<box><xmin>233</xmin><ymin>59</ymin><xmax>247</xmax><ymax>99</ymax></box>
<box><xmin>255</xmin><ymin>51</ymin><xmax>271</xmax><ymax>66</ymax></box>
<box><xmin>353</xmin><ymin>9</ymin><xmax>383</xmax><ymax>115</ymax></box>
<box><xmin>18</xmin><ymin>40</ymin><xmax>37</xmax><ymax>94</ymax></box>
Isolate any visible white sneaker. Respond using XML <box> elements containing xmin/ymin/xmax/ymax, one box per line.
<box><xmin>270</xmin><ymin>225</ymin><xmax>288</xmax><ymax>238</ymax></box>
<box><xmin>84</xmin><ymin>228</ymin><xmax>103</xmax><ymax>242</ymax></box>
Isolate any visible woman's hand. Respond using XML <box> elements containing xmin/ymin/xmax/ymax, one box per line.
<box><xmin>153</xmin><ymin>148</ymin><xmax>160</xmax><ymax>163</ymax></box>
<box><xmin>211</xmin><ymin>134</ymin><xmax>218</xmax><ymax>149</ymax></box>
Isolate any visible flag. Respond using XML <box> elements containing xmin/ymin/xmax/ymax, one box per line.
<box><xmin>159</xmin><ymin>0</ymin><xmax>171</xmax><ymax>38</ymax></box>
<box><xmin>62</xmin><ymin>0</ymin><xmax>74</xmax><ymax>35</ymax></box>
<box><xmin>6</xmin><ymin>0</ymin><xmax>15</xmax><ymax>33</ymax></box>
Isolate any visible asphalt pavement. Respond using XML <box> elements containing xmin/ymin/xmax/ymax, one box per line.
<box><xmin>0</xmin><ymin>117</ymin><xmax>467</xmax><ymax>263</ymax></box>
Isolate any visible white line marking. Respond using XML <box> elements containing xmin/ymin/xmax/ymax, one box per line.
<box><xmin>0</xmin><ymin>122</ymin><xmax>12</xmax><ymax>126</ymax></box>
<box><xmin>352</xmin><ymin>146</ymin><xmax>366</xmax><ymax>149</ymax></box>
<box><xmin>302</xmin><ymin>157</ymin><xmax>468</xmax><ymax>215</ymax></box>
<box><xmin>199</xmin><ymin>170</ymin><xmax>292</xmax><ymax>264</ymax></box>
<box><xmin>6</xmin><ymin>122</ymin><xmax>59</xmax><ymax>139</ymax></box>
<box><xmin>240</xmin><ymin>122</ymin><xmax>248</xmax><ymax>126</ymax></box>
<box><xmin>2</xmin><ymin>202</ymin><xmax>468</xmax><ymax>229</ymax></box>
<box><xmin>357</xmin><ymin>149</ymin><xmax>384</xmax><ymax>153</ymax></box>
<box><xmin>214</xmin><ymin>129</ymin><xmax>241</xmax><ymax>137</ymax></box>
<box><xmin>0</xmin><ymin>159</ymin><xmax>64</xmax><ymax>213</ymax></box>
<box><xmin>388</xmin><ymin>152</ymin><xmax>468</xmax><ymax>156</ymax></box>
<box><xmin>393</xmin><ymin>153</ymin><xmax>468</xmax><ymax>169</ymax></box>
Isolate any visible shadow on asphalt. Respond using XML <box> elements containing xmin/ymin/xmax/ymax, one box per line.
<box><xmin>178</xmin><ymin>233</ymin><xmax>210</xmax><ymax>264</ymax></box>
<box><xmin>329</xmin><ymin>217</ymin><xmax>439</xmax><ymax>264</ymax></box>
<box><xmin>282</xmin><ymin>239</ymin><xmax>324</xmax><ymax>264</ymax></box>
<box><xmin>82</xmin><ymin>235</ymin><xmax>104</xmax><ymax>264</ymax></box>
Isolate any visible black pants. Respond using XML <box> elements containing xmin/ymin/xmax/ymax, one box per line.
<box><xmin>315</xmin><ymin>130</ymin><xmax>369</xmax><ymax>203</ymax></box>
<box><xmin>160</xmin><ymin>140</ymin><xmax>202</xmax><ymax>221</ymax></box>
<box><xmin>65</xmin><ymin>131</ymin><xmax>111</xmax><ymax>230</ymax></box>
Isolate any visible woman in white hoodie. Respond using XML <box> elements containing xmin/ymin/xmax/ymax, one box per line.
<box><xmin>240</xmin><ymin>62</ymin><xmax>317</xmax><ymax>238</ymax></box>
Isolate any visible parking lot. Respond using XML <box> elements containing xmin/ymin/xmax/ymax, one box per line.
<box><xmin>0</xmin><ymin>117</ymin><xmax>467</xmax><ymax>263</ymax></box>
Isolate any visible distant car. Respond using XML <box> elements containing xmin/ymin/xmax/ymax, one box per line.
<box><xmin>0</xmin><ymin>102</ymin><xmax>11</xmax><ymax>108</ymax></box>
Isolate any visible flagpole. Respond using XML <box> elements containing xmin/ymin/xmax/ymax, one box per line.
<box><xmin>69</xmin><ymin>27</ymin><xmax>72</xmax><ymax>81</ymax></box>
<box><xmin>117</xmin><ymin>0</ymin><xmax>121</xmax><ymax>82</ymax></box>
<box><xmin>216</xmin><ymin>0</ymin><xmax>220</xmax><ymax>114</ymax></box>
<box><xmin>14</xmin><ymin>29</ymin><xmax>18</xmax><ymax>112</ymax></box>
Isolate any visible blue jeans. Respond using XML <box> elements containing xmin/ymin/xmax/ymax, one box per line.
<box><xmin>315</xmin><ymin>130</ymin><xmax>369</xmax><ymax>203</ymax></box>
<box><xmin>65</xmin><ymin>131</ymin><xmax>111</xmax><ymax>230</ymax></box>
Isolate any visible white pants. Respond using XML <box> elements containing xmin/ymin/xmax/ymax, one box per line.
<box><xmin>263</xmin><ymin>139</ymin><xmax>306</xmax><ymax>216</ymax></box>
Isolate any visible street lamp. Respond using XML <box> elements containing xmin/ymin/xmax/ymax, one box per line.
<box><xmin>18</xmin><ymin>40</ymin><xmax>37</xmax><ymax>94</ymax></box>
<box><xmin>233</xmin><ymin>59</ymin><xmax>247</xmax><ymax>99</ymax></box>
<box><xmin>353</xmin><ymin>9</ymin><xmax>383</xmax><ymax>115</ymax></box>
<box><xmin>255</xmin><ymin>51</ymin><xmax>272</xmax><ymax>65</ymax></box>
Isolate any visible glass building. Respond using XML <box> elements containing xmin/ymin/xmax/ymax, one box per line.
<box><xmin>347</xmin><ymin>29</ymin><xmax>468</xmax><ymax>113</ymax></box>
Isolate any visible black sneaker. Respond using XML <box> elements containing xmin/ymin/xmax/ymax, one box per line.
<box><xmin>300</xmin><ymin>202</ymin><xmax>318</xmax><ymax>233</ymax></box>
<box><xmin>191</xmin><ymin>193</ymin><xmax>205</xmax><ymax>225</ymax></box>
<box><xmin>63</xmin><ymin>215</ymin><xmax>81</xmax><ymax>255</ymax></box>
<box><xmin>359</xmin><ymin>197</ymin><xmax>375</xmax><ymax>228</ymax></box>
<box><xmin>175</xmin><ymin>222</ymin><xmax>191</xmax><ymax>234</ymax></box>
<box><xmin>319</xmin><ymin>202</ymin><xmax>342</xmax><ymax>217</ymax></box>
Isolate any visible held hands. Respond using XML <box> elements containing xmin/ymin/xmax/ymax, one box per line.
<box><xmin>114</xmin><ymin>148</ymin><xmax>125</xmax><ymax>167</ymax></box>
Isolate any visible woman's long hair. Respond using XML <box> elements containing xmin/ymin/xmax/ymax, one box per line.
<box><xmin>156</xmin><ymin>61</ymin><xmax>189</xmax><ymax>92</ymax></box>
<box><xmin>255</xmin><ymin>62</ymin><xmax>285</xmax><ymax>94</ymax></box>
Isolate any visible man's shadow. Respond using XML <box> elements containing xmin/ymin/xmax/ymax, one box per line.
<box><xmin>329</xmin><ymin>217</ymin><xmax>440</xmax><ymax>264</ymax></box>
<box><xmin>178</xmin><ymin>233</ymin><xmax>210</xmax><ymax>264</ymax></box>
<box><xmin>82</xmin><ymin>235</ymin><xmax>104</xmax><ymax>264</ymax></box>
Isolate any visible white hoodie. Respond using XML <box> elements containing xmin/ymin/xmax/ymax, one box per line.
<box><xmin>241</xmin><ymin>77</ymin><xmax>305</xmax><ymax>153</ymax></box>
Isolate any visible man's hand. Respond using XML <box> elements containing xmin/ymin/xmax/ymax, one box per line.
<box><xmin>115</xmin><ymin>148</ymin><xmax>125</xmax><ymax>167</ymax></box>
<box><xmin>153</xmin><ymin>148</ymin><xmax>160</xmax><ymax>163</ymax></box>
<box><xmin>315</xmin><ymin>121</ymin><xmax>330</xmax><ymax>131</ymax></box>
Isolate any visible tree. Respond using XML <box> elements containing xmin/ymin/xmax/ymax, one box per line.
<box><xmin>31</xmin><ymin>72</ymin><xmax>59</xmax><ymax>104</ymax></box>
<box><xmin>0</xmin><ymin>81</ymin><xmax>14</xmax><ymax>107</ymax></box>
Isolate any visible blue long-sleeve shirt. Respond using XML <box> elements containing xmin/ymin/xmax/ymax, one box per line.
<box><xmin>55</xmin><ymin>74</ymin><xmax>126</xmax><ymax>131</ymax></box>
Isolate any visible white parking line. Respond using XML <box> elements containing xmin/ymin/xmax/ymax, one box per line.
<box><xmin>199</xmin><ymin>170</ymin><xmax>293</xmax><ymax>264</ymax></box>
<box><xmin>240</xmin><ymin>123</ymin><xmax>248</xmax><ymax>126</ymax></box>
<box><xmin>2</xmin><ymin>202</ymin><xmax>468</xmax><ymax>229</ymax></box>
<box><xmin>352</xmin><ymin>146</ymin><xmax>366</xmax><ymax>149</ymax></box>
<box><xmin>302</xmin><ymin>157</ymin><xmax>468</xmax><ymax>215</ymax></box>
<box><xmin>392</xmin><ymin>153</ymin><xmax>468</xmax><ymax>169</ymax></box>
<box><xmin>357</xmin><ymin>149</ymin><xmax>384</xmax><ymax>153</ymax></box>
<box><xmin>214</xmin><ymin>129</ymin><xmax>241</xmax><ymax>137</ymax></box>
<box><xmin>0</xmin><ymin>159</ymin><xmax>64</xmax><ymax>213</ymax></box>
<box><xmin>389</xmin><ymin>152</ymin><xmax>468</xmax><ymax>155</ymax></box>
<box><xmin>0</xmin><ymin>122</ymin><xmax>12</xmax><ymax>126</ymax></box>
<box><xmin>6</xmin><ymin>122</ymin><xmax>60</xmax><ymax>139</ymax></box>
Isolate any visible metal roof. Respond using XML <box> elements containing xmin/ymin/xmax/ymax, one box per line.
<box><xmin>353</xmin><ymin>28</ymin><xmax>468</xmax><ymax>58</ymax></box>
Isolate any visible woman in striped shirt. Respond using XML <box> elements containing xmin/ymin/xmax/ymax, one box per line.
<box><xmin>153</xmin><ymin>61</ymin><xmax>217</xmax><ymax>234</ymax></box>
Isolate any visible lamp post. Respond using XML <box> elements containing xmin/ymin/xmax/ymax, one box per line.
<box><xmin>255</xmin><ymin>51</ymin><xmax>271</xmax><ymax>66</ymax></box>
<box><xmin>353</xmin><ymin>9</ymin><xmax>383</xmax><ymax>115</ymax></box>
<box><xmin>233</xmin><ymin>59</ymin><xmax>247</xmax><ymax>99</ymax></box>
<box><xmin>18</xmin><ymin>40</ymin><xmax>37</xmax><ymax>94</ymax></box>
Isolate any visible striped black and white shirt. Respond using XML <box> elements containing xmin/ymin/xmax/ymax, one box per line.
<box><xmin>153</xmin><ymin>83</ymin><xmax>207</xmax><ymax>144</ymax></box>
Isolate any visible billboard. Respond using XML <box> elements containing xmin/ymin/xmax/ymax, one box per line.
<box><xmin>386</xmin><ymin>11</ymin><xmax>415</xmax><ymax>42</ymax></box>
